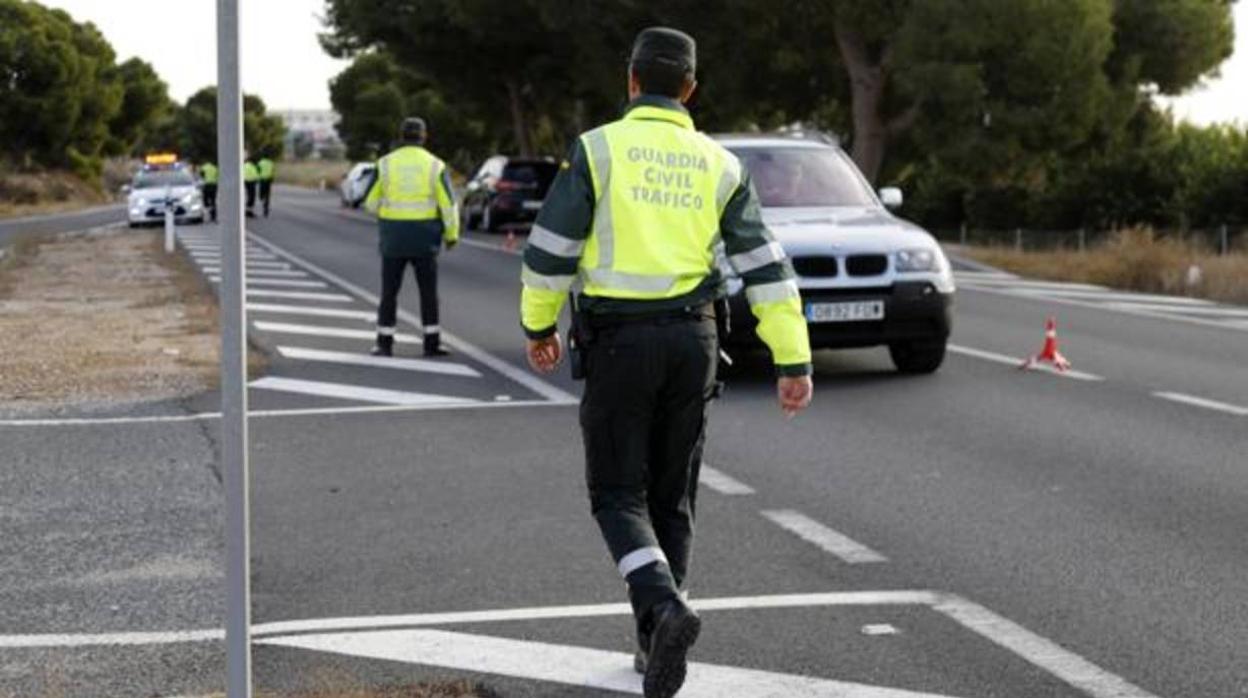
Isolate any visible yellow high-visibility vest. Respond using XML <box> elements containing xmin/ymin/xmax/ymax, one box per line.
<box><xmin>576</xmin><ymin>105</ymin><xmax>737</xmax><ymax>299</ymax></box>
<box><xmin>369</xmin><ymin>146</ymin><xmax>442</xmax><ymax>221</ymax></box>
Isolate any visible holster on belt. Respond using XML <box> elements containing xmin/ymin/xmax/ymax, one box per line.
<box><xmin>567</xmin><ymin>292</ymin><xmax>591</xmax><ymax>381</ymax></box>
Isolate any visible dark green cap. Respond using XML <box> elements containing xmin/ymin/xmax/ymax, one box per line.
<box><xmin>400</xmin><ymin>116</ymin><xmax>427</xmax><ymax>142</ymax></box>
<box><xmin>629</xmin><ymin>27</ymin><xmax>696</xmax><ymax>75</ymax></box>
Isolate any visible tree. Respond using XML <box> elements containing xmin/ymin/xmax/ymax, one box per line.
<box><xmin>0</xmin><ymin>0</ymin><xmax>124</xmax><ymax>175</ymax></box>
<box><xmin>328</xmin><ymin>50</ymin><xmax>490</xmax><ymax>169</ymax></box>
<box><xmin>107</xmin><ymin>57</ymin><xmax>173</xmax><ymax>156</ymax></box>
<box><xmin>172</xmin><ymin>87</ymin><xmax>286</xmax><ymax>163</ymax></box>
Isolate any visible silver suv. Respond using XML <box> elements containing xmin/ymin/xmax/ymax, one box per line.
<box><xmin>717</xmin><ymin>135</ymin><xmax>955</xmax><ymax>373</ymax></box>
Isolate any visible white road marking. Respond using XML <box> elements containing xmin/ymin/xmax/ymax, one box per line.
<box><xmin>277</xmin><ymin>346</ymin><xmax>482</xmax><ymax>378</ymax></box>
<box><xmin>203</xmin><ymin>267</ymin><xmax>308</xmax><ymax>277</ymax></box>
<box><xmin>250</xmin><ymin>376</ymin><xmax>478</xmax><ymax>406</ymax></box>
<box><xmin>456</xmin><ymin>235</ymin><xmax>521</xmax><ymax>256</ymax></box>
<box><xmin>761</xmin><ymin>509</ymin><xmax>887</xmax><ymax>564</ymax></box>
<box><xmin>209</xmin><ymin>277</ymin><xmax>329</xmax><ymax>288</ymax></box>
<box><xmin>245</xmin><ymin>289</ymin><xmax>353</xmax><ymax>303</ymax></box>
<box><xmin>245</xmin><ymin>303</ymin><xmax>375</xmax><ymax>321</ymax></box>
<box><xmin>0</xmin><ymin>629</ymin><xmax>223</xmax><ymax>649</ymax></box>
<box><xmin>861</xmin><ymin>624</ymin><xmax>900</xmax><ymax>636</ymax></box>
<box><xmin>1153</xmin><ymin>391</ymin><xmax>1248</xmax><ymax>417</ymax></box>
<box><xmin>699</xmin><ymin>464</ymin><xmax>756</xmax><ymax>495</ymax></box>
<box><xmin>950</xmin><ymin>270</ymin><xmax>1017</xmax><ymax>279</ymax></box>
<box><xmin>1103</xmin><ymin>302</ymin><xmax>1248</xmax><ymax>318</ymax></box>
<box><xmin>253</xmin><ymin>320</ymin><xmax>419</xmax><ymax>344</ymax></box>
<box><xmin>0</xmin><ymin>399</ymin><xmax>571</xmax><ymax>428</ymax></box>
<box><xmin>260</xmin><ymin>628</ymin><xmax>961</xmax><ymax>698</ymax></box>
<box><xmin>946</xmin><ymin>344</ymin><xmax>1104</xmax><ymax>382</ymax></box>
<box><xmin>250</xmin><ymin>590</ymin><xmax>938</xmax><ymax>637</ymax></box>
<box><xmin>0</xmin><ymin>589</ymin><xmax>1163</xmax><ymax>697</ymax></box>
<box><xmin>958</xmin><ymin>283</ymin><xmax>1248</xmax><ymax>334</ymax></box>
<box><xmin>1006</xmin><ymin>288</ymin><xmax>1214</xmax><ymax>306</ymax></box>
<box><xmin>957</xmin><ymin>277</ymin><xmax>1108</xmax><ymax>292</ymax></box>
<box><xmin>249</xmin><ymin>231</ymin><xmax>578</xmax><ymax>404</ymax></box>
<box><xmin>934</xmin><ymin>595</ymin><xmax>1161</xmax><ymax>698</ymax></box>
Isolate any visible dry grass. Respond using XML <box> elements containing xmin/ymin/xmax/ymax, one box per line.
<box><xmin>0</xmin><ymin>228</ymin><xmax>264</xmax><ymax>413</ymax></box>
<box><xmin>0</xmin><ymin>169</ymin><xmax>111</xmax><ymax>218</ymax></box>
<box><xmin>962</xmin><ymin>228</ymin><xmax>1248</xmax><ymax>305</ymax></box>
<box><xmin>276</xmin><ymin>160</ymin><xmax>354</xmax><ymax>190</ymax></box>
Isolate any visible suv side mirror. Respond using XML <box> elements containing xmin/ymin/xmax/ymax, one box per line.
<box><xmin>879</xmin><ymin>187</ymin><xmax>903</xmax><ymax>209</ymax></box>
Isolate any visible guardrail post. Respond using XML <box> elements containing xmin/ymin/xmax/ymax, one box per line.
<box><xmin>959</xmin><ymin>222</ymin><xmax>967</xmax><ymax>246</ymax></box>
<box><xmin>164</xmin><ymin>206</ymin><xmax>175</xmax><ymax>253</ymax></box>
<box><xmin>1014</xmin><ymin>228</ymin><xmax>1023</xmax><ymax>253</ymax></box>
<box><xmin>1220</xmin><ymin>224</ymin><xmax>1229</xmax><ymax>256</ymax></box>
<box><xmin>1078</xmin><ymin>228</ymin><xmax>1086</xmax><ymax>253</ymax></box>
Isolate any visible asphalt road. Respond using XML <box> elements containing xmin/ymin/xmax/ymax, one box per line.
<box><xmin>2</xmin><ymin>186</ymin><xmax>1246</xmax><ymax>697</ymax></box>
<box><xmin>0</xmin><ymin>204</ymin><xmax>126</xmax><ymax>249</ymax></box>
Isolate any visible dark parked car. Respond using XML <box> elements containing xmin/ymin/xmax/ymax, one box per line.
<box><xmin>460</xmin><ymin>156</ymin><xmax>559</xmax><ymax>232</ymax></box>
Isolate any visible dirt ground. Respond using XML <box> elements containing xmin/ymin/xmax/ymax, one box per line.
<box><xmin>0</xmin><ymin>228</ymin><xmax>250</xmax><ymax>414</ymax></box>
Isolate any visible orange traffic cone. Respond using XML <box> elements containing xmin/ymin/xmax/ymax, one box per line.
<box><xmin>1020</xmin><ymin>316</ymin><xmax>1072</xmax><ymax>372</ymax></box>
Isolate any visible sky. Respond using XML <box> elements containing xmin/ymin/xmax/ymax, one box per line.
<box><xmin>37</xmin><ymin>0</ymin><xmax>1248</xmax><ymax>124</ymax></box>
<box><xmin>40</xmin><ymin>0</ymin><xmax>349</xmax><ymax>110</ymax></box>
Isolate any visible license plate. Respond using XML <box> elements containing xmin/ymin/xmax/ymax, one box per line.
<box><xmin>805</xmin><ymin>300</ymin><xmax>885</xmax><ymax>323</ymax></box>
<box><xmin>522</xmin><ymin>200</ymin><xmax>543</xmax><ymax>211</ymax></box>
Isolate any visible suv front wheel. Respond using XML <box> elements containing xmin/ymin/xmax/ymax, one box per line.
<box><xmin>889</xmin><ymin>339</ymin><xmax>947</xmax><ymax>374</ymax></box>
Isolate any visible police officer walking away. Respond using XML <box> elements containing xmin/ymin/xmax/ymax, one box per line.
<box><xmin>520</xmin><ymin>27</ymin><xmax>813</xmax><ymax>698</ymax></box>
<box><xmin>365</xmin><ymin>117</ymin><xmax>459</xmax><ymax>357</ymax></box>
<box><xmin>199</xmin><ymin>161</ymin><xmax>218</xmax><ymax>222</ymax></box>
<box><xmin>258</xmin><ymin>153</ymin><xmax>276</xmax><ymax>216</ymax></box>
<box><xmin>243</xmin><ymin>155</ymin><xmax>259</xmax><ymax>218</ymax></box>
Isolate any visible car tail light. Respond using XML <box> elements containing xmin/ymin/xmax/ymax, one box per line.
<box><xmin>495</xmin><ymin>179</ymin><xmax>521</xmax><ymax>192</ymax></box>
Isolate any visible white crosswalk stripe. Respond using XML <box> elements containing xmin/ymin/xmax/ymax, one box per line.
<box><xmin>954</xmin><ymin>271</ymin><xmax>1248</xmax><ymax>331</ymax></box>
<box><xmin>177</xmin><ymin>229</ymin><xmax>530</xmax><ymax>409</ymax></box>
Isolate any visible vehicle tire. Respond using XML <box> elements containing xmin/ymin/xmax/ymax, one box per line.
<box><xmin>128</xmin><ymin>221</ymin><xmax>140</xmax><ymax>229</ymax></box>
<box><xmin>888</xmin><ymin>339</ymin><xmax>947</xmax><ymax>374</ymax></box>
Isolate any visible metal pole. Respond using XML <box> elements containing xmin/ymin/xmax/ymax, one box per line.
<box><xmin>1220</xmin><ymin>224</ymin><xmax>1229</xmax><ymax>256</ymax></box>
<box><xmin>1078</xmin><ymin>228</ymin><xmax>1085</xmax><ymax>253</ymax></box>
<box><xmin>216</xmin><ymin>1</ymin><xmax>251</xmax><ymax>696</ymax></box>
<box><xmin>1015</xmin><ymin>228</ymin><xmax>1023</xmax><ymax>253</ymax></box>
<box><xmin>959</xmin><ymin>222</ymin><xmax>967</xmax><ymax>246</ymax></box>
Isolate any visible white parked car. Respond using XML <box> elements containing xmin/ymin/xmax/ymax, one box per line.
<box><xmin>717</xmin><ymin>135</ymin><xmax>955</xmax><ymax>374</ymax></box>
<box><xmin>126</xmin><ymin>164</ymin><xmax>204</xmax><ymax>227</ymax></box>
<box><xmin>340</xmin><ymin>162</ymin><xmax>377</xmax><ymax>208</ymax></box>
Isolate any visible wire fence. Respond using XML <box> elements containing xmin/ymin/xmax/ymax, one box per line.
<box><xmin>930</xmin><ymin>224</ymin><xmax>1246</xmax><ymax>255</ymax></box>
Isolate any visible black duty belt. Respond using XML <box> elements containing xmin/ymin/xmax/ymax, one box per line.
<box><xmin>588</xmin><ymin>303</ymin><xmax>714</xmax><ymax>329</ymax></box>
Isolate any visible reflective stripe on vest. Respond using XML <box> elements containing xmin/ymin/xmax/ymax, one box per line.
<box><xmin>377</xmin><ymin>147</ymin><xmax>442</xmax><ymax>221</ymax></box>
<box><xmin>578</xmin><ymin>108</ymin><xmax>740</xmax><ymax>300</ymax></box>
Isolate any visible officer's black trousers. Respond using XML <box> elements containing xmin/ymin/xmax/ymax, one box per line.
<box><xmin>202</xmin><ymin>184</ymin><xmax>217</xmax><ymax>221</ymax></box>
<box><xmin>580</xmin><ymin>316</ymin><xmax>717</xmax><ymax>628</ymax></box>
<box><xmin>259</xmin><ymin>179</ymin><xmax>273</xmax><ymax>215</ymax></box>
<box><xmin>376</xmin><ymin>256</ymin><xmax>440</xmax><ymax>351</ymax></box>
<box><xmin>245</xmin><ymin>182</ymin><xmax>256</xmax><ymax>211</ymax></box>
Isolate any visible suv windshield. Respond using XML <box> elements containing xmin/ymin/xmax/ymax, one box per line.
<box><xmin>133</xmin><ymin>170</ymin><xmax>194</xmax><ymax>189</ymax></box>
<box><xmin>731</xmin><ymin>147</ymin><xmax>876</xmax><ymax>208</ymax></box>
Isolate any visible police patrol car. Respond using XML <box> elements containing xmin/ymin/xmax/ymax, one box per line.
<box><xmin>717</xmin><ymin>134</ymin><xmax>955</xmax><ymax>374</ymax></box>
<box><xmin>126</xmin><ymin>154</ymin><xmax>205</xmax><ymax>227</ymax></box>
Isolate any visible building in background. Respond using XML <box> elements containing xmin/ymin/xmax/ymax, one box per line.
<box><xmin>278</xmin><ymin>109</ymin><xmax>344</xmax><ymax>160</ymax></box>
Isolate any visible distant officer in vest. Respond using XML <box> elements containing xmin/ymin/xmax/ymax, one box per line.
<box><xmin>520</xmin><ymin>27</ymin><xmax>812</xmax><ymax>698</ymax></box>
<box><xmin>365</xmin><ymin>116</ymin><xmax>459</xmax><ymax>357</ymax></box>
<box><xmin>257</xmin><ymin>154</ymin><xmax>276</xmax><ymax>217</ymax></box>
<box><xmin>243</xmin><ymin>155</ymin><xmax>259</xmax><ymax>218</ymax></box>
<box><xmin>199</xmin><ymin>162</ymin><xmax>218</xmax><ymax>222</ymax></box>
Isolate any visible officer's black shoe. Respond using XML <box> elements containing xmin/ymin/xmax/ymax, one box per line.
<box><xmin>643</xmin><ymin>598</ymin><xmax>700</xmax><ymax>698</ymax></box>
<box><xmin>634</xmin><ymin>630</ymin><xmax>651</xmax><ymax>674</ymax></box>
<box><xmin>370</xmin><ymin>345</ymin><xmax>393</xmax><ymax>357</ymax></box>
<box><xmin>423</xmin><ymin>346</ymin><xmax>450</xmax><ymax>358</ymax></box>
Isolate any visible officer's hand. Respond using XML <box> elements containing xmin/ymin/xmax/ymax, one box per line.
<box><xmin>526</xmin><ymin>335</ymin><xmax>564</xmax><ymax>374</ymax></box>
<box><xmin>777</xmin><ymin>375</ymin><xmax>813</xmax><ymax>418</ymax></box>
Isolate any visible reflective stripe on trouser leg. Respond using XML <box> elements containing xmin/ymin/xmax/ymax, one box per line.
<box><xmin>376</xmin><ymin>326</ymin><xmax>397</xmax><ymax>336</ymax></box>
<box><xmin>618</xmin><ymin>546</ymin><xmax>668</xmax><ymax>577</ymax></box>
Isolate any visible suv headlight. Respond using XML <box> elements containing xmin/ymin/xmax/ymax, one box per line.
<box><xmin>895</xmin><ymin>248</ymin><xmax>938</xmax><ymax>272</ymax></box>
<box><xmin>181</xmin><ymin>193</ymin><xmax>198</xmax><ymax>204</ymax></box>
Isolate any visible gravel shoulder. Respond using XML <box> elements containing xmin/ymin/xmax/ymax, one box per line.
<box><xmin>0</xmin><ymin>227</ymin><xmax>261</xmax><ymax>416</ymax></box>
